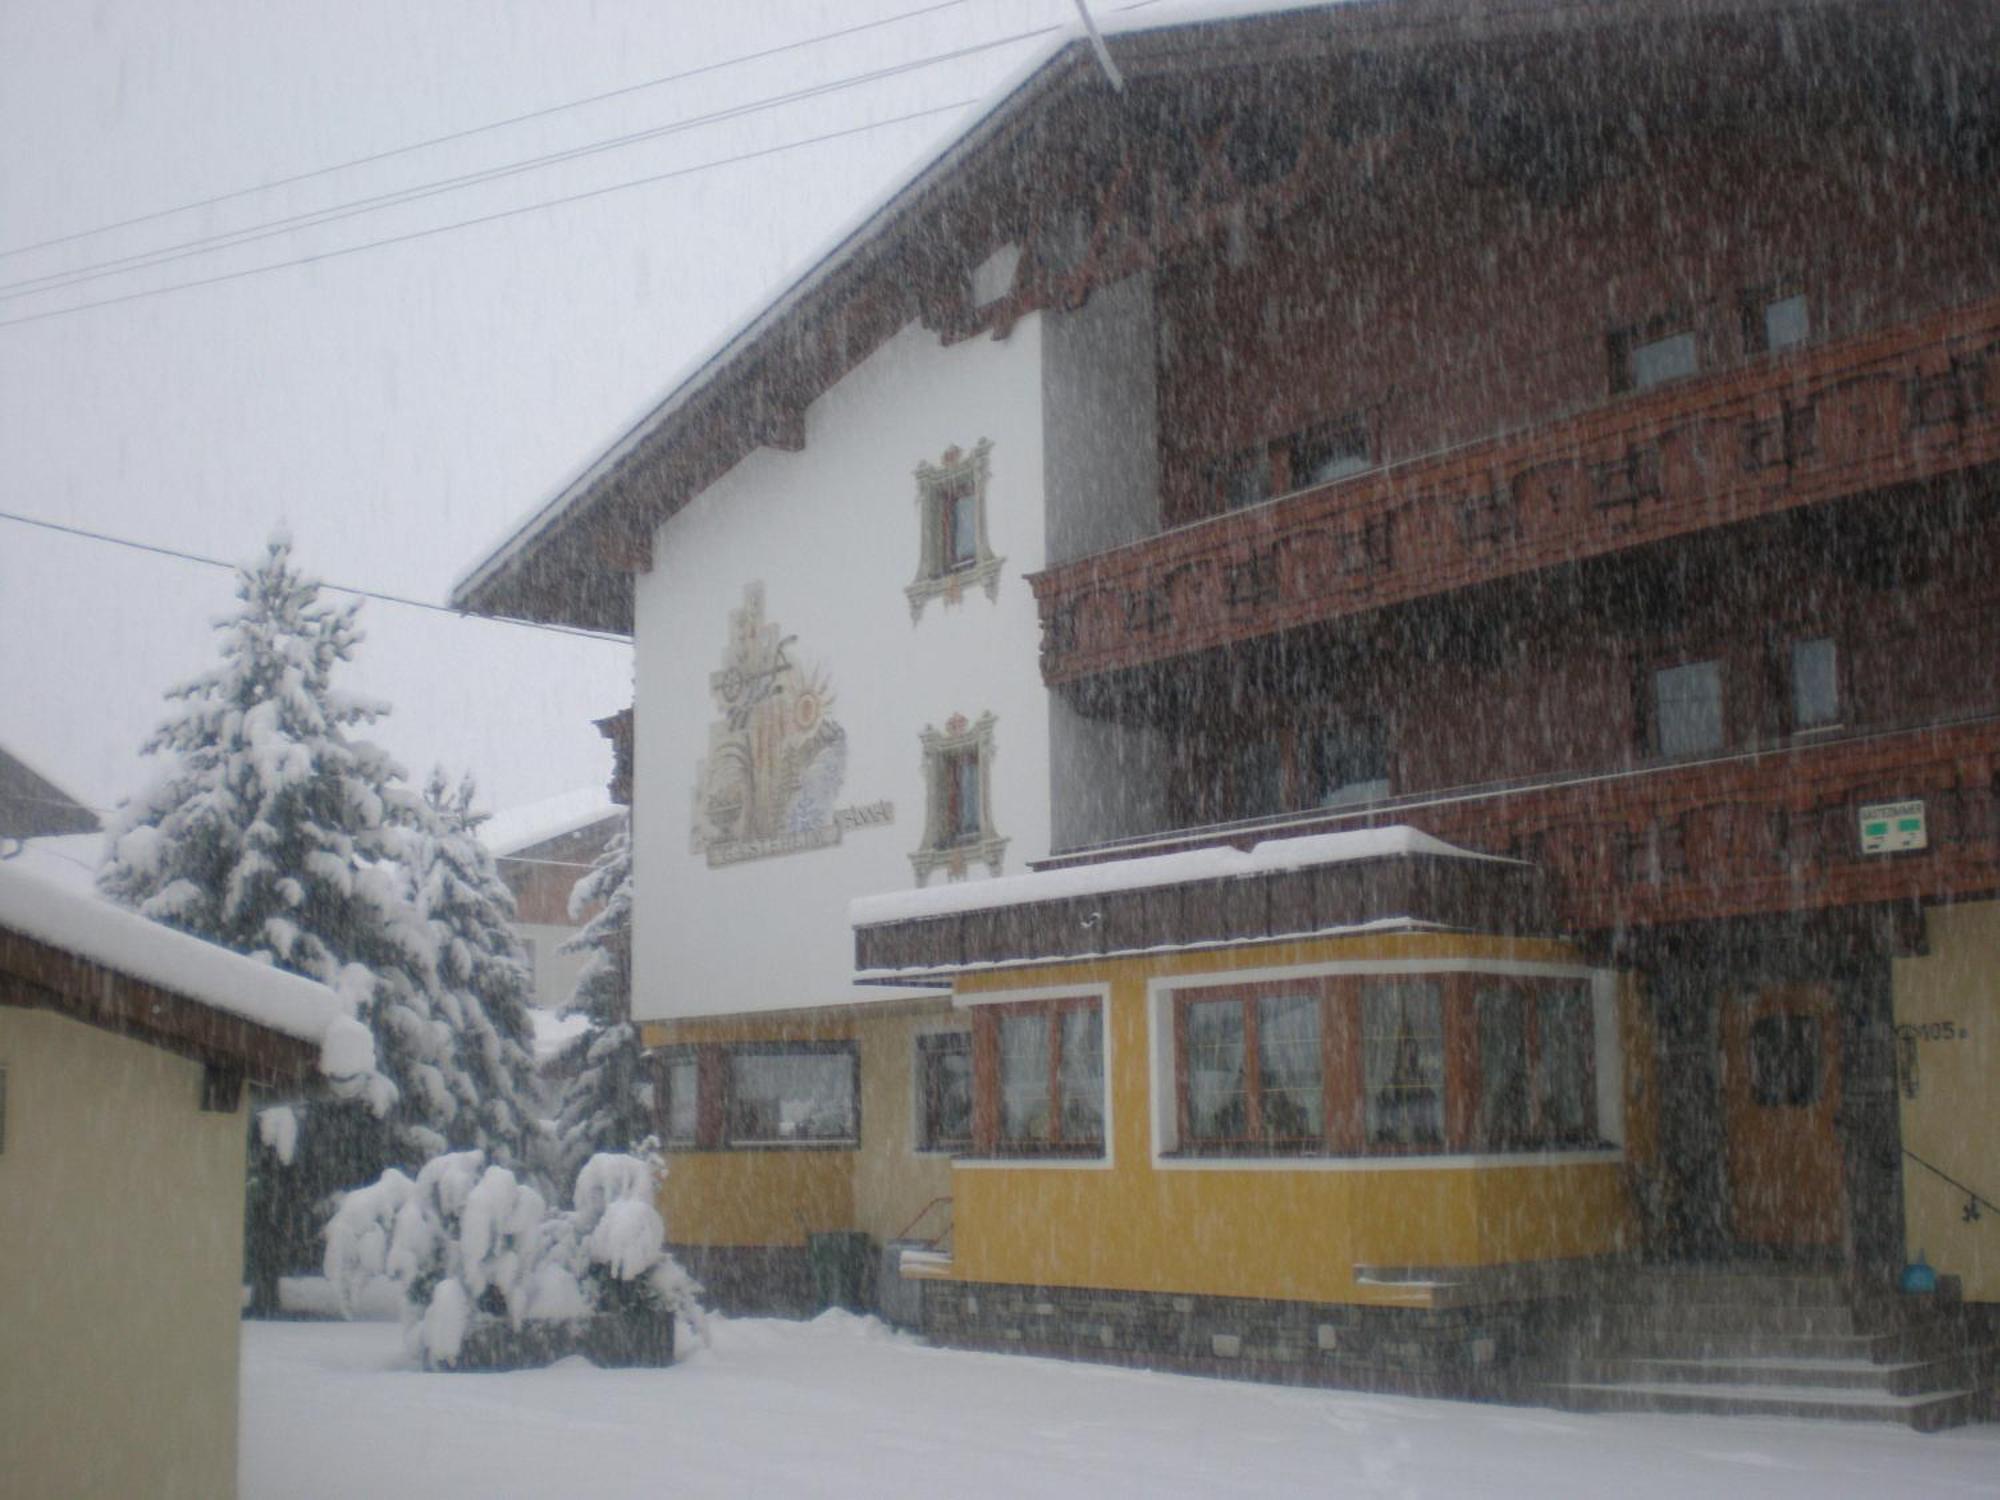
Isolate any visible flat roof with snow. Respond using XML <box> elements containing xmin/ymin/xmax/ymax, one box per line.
<box><xmin>0</xmin><ymin>861</ymin><xmax>373</xmax><ymax>1086</ymax></box>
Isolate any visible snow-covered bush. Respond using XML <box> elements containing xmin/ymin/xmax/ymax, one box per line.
<box><xmin>325</xmin><ymin>1148</ymin><xmax>700</xmax><ymax>1367</ymax></box>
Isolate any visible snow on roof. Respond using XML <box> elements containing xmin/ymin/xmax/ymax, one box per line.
<box><xmin>479</xmin><ymin>787</ymin><xmax>620</xmax><ymax>858</ymax></box>
<box><xmin>0</xmin><ymin>860</ymin><xmax>372</xmax><ymax>1078</ymax></box>
<box><xmin>850</xmin><ymin>824</ymin><xmax>1508</xmax><ymax>928</ymax></box>
<box><xmin>452</xmin><ymin>1</ymin><xmax>1350</xmax><ymax>613</ymax></box>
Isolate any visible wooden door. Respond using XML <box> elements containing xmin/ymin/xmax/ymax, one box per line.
<box><xmin>1721</xmin><ymin>982</ymin><xmax>1844</xmax><ymax>1249</ymax></box>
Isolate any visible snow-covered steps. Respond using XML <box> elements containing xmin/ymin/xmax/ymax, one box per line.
<box><xmin>1528</xmin><ymin>1264</ymin><xmax>1994</xmax><ymax>1430</ymax></box>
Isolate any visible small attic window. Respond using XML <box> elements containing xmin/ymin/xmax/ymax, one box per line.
<box><xmin>970</xmin><ymin>243</ymin><xmax>1023</xmax><ymax>307</ymax></box>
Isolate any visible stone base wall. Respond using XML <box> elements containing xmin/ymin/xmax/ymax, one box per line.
<box><xmin>671</xmin><ymin>1244</ymin><xmax>816</xmax><ymax>1316</ymax></box>
<box><xmin>923</xmin><ymin>1279</ymin><xmax>1566</xmax><ymax>1397</ymax></box>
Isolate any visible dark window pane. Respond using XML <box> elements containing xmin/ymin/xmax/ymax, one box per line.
<box><xmin>1312</xmin><ymin>716</ymin><xmax>1389</xmax><ymax>807</ymax></box>
<box><xmin>1231</xmin><ymin>735</ymin><xmax>1283</xmax><ymax>818</ymax></box>
<box><xmin>998</xmin><ymin>1013</ymin><xmax>1052</xmax><ymax>1144</ymax></box>
<box><xmin>1791</xmin><ymin>637</ymin><xmax>1839</xmax><ymax>729</ymax></box>
<box><xmin>663</xmin><ymin>1054</ymin><xmax>699</xmax><ymax>1144</ymax></box>
<box><xmin>1059</xmin><ymin>1007</ymin><xmax>1105</xmax><ymax>1145</ymax></box>
<box><xmin>1257</xmin><ymin>994</ymin><xmax>1322</xmax><ymax>1142</ymax></box>
<box><xmin>1363</xmin><ymin>980</ymin><xmax>1444</xmax><ymax>1146</ymax></box>
<box><xmin>1655</xmin><ymin>659</ymin><xmax>1723</xmax><ymax>757</ymax></box>
<box><xmin>1750</xmin><ymin>1014</ymin><xmax>1819</xmax><ymax>1107</ymax></box>
<box><xmin>1476</xmin><ymin>988</ymin><xmax>1530</xmax><ymax>1149</ymax></box>
<box><xmin>1631</xmin><ymin>330</ymin><xmax>1696</xmax><ymax>388</ymax></box>
<box><xmin>1764</xmin><ymin>293</ymin><xmax>1809</xmax><ymax>352</ymax></box>
<box><xmin>945</xmin><ymin>485</ymin><xmax>978</xmax><ymax>568</ymax></box>
<box><xmin>727</xmin><ymin>1049</ymin><xmax>855</xmax><ymax>1144</ymax></box>
<box><xmin>1185</xmin><ymin>998</ymin><xmax>1247</xmax><ymax>1141</ymax></box>
<box><xmin>918</xmin><ymin>1033</ymin><xmax>972</xmax><ymax>1151</ymax></box>
<box><xmin>1536</xmin><ymin>986</ymin><xmax>1596</xmax><ymax>1144</ymax></box>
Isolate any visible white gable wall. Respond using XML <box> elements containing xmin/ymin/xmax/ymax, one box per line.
<box><xmin>631</xmin><ymin>316</ymin><xmax>1049</xmax><ymax>1021</ymax></box>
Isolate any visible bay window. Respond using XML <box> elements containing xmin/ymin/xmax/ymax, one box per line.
<box><xmin>1167</xmin><ymin>974</ymin><xmax>1600</xmax><ymax>1158</ymax></box>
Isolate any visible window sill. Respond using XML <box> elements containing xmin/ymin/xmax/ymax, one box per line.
<box><xmin>1154</xmin><ymin>1145</ymin><xmax>1622</xmax><ymax>1172</ymax></box>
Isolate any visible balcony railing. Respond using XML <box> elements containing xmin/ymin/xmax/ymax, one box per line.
<box><xmin>1031</xmin><ymin>296</ymin><xmax>2000</xmax><ymax>686</ymax></box>
<box><xmin>1037</xmin><ymin>716</ymin><xmax>2000</xmax><ymax>935</ymax></box>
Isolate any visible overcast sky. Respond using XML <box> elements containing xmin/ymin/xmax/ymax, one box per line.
<box><xmin>0</xmin><ymin>0</ymin><xmax>1145</xmax><ymax>820</ymax></box>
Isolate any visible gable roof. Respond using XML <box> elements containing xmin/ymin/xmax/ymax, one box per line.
<box><xmin>0</xmin><ymin>745</ymin><xmax>100</xmax><ymax>840</ymax></box>
<box><xmin>0</xmin><ymin>862</ymin><xmax>374</xmax><ymax>1087</ymax></box>
<box><xmin>449</xmin><ymin>0</ymin><xmax>1916</xmax><ymax>636</ymax></box>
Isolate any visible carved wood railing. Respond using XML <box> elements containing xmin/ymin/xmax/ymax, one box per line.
<box><xmin>1032</xmin><ymin>296</ymin><xmax>2000</xmax><ymax>686</ymax></box>
<box><xmin>1034</xmin><ymin>717</ymin><xmax>2000</xmax><ymax>936</ymax></box>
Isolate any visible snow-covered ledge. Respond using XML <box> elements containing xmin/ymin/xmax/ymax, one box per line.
<box><xmin>850</xmin><ymin>825</ymin><xmax>1543</xmax><ymax>982</ymax></box>
<box><xmin>0</xmin><ymin>861</ymin><xmax>376</xmax><ymax>1087</ymax></box>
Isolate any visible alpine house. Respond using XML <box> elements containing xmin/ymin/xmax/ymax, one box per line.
<box><xmin>454</xmin><ymin>0</ymin><xmax>2000</xmax><ymax>1423</ymax></box>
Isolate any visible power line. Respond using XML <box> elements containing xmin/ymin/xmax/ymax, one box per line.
<box><xmin>0</xmin><ymin>0</ymin><xmax>984</xmax><ymax>262</ymax></box>
<box><xmin>0</xmin><ymin>27</ymin><xmax>1058</xmax><ymax>305</ymax></box>
<box><xmin>0</xmin><ymin>507</ymin><xmax>630</xmax><ymax>644</ymax></box>
<box><xmin>0</xmin><ymin>99</ymin><xmax>977</xmax><ymax>331</ymax></box>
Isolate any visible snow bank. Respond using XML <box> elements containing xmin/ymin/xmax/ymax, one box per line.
<box><xmin>850</xmin><ymin>824</ymin><xmax>1507</xmax><ymax>927</ymax></box>
<box><xmin>0</xmin><ymin>860</ymin><xmax>375</xmax><ymax>1082</ymax></box>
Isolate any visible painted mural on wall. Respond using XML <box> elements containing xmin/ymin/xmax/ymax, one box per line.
<box><xmin>691</xmin><ymin>583</ymin><xmax>892</xmax><ymax>867</ymax></box>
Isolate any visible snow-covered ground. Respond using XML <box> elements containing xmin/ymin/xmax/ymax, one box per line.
<box><xmin>242</xmin><ymin>1314</ymin><xmax>2000</xmax><ymax>1499</ymax></box>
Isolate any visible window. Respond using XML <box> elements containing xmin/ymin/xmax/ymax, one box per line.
<box><xmin>973</xmin><ymin>998</ymin><xmax>1105</xmax><ymax>1156</ymax></box>
<box><xmin>915</xmin><ymin>1032</ymin><xmax>972</xmax><ymax>1153</ymax></box>
<box><xmin>907</xmin><ymin>440</ymin><xmax>1002</xmax><ymax>619</ymax></box>
<box><xmin>1762</xmin><ymin>292</ymin><xmax>1809</xmax><ymax>352</ymax></box>
<box><xmin>1749</xmin><ymin>1014</ymin><xmax>1820</xmax><ymax>1107</ymax></box>
<box><xmin>1167</xmin><ymin>975</ymin><xmax>1600</xmax><ymax>1158</ymax></box>
<box><xmin>1310</xmin><ymin>714</ymin><xmax>1390</xmax><ymax>808</ymax></box>
<box><xmin>1213</xmin><ymin>446</ymin><xmax>1271</xmax><ymax>511</ymax></box>
<box><xmin>1612</xmin><ymin>320</ymin><xmax>1698</xmax><ymax>393</ymax></box>
<box><xmin>724</xmin><ymin>1044</ymin><xmax>858</xmax><ymax>1146</ymax></box>
<box><xmin>1654</xmin><ymin>658</ymin><xmax>1724</xmax><ymax>758</ymax></box>
<box><xmin>1179</xmin><ymin>990</ymin><xmax>1323</xmax><ymax>1149</ymax></box>
<box><xmin>1743</xmin><ymin>286</ymin><xmax>1810</xmax><ymax>354</ymax></box>
<box><xmin>912</xmin><ymin>711</ymin><xmax>1007</xmax><ymax>884</ymax></box>
<box><xmin>660</xmin><ymin>1051</ymin><xmax>699</xmax><ymax>1147</ymax></box>
<box><xmin>1363</xmin><ymin>979</ymin><xmax>1445</xmax><ymax>1147</ymax></box>
<box><xmin>1790</xmin><ymin>636</ymin><xmax>1839</xmax><ymax>731</ymax></box>
<box><xmin>1288</xmin><ymin>419</ymin><xmax>1371</xmax><ymax>488</ymax></box>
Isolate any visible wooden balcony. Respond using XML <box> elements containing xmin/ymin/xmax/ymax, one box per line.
<box><xmin>1036</xmin><ymin>717</ymin><xmax>2000</xmax><ymax>938</ymax></box>
<box><xmin>1031</xmin><ymin>296</ymin><xmax>2000</xmax><ymax>686</ymax></box>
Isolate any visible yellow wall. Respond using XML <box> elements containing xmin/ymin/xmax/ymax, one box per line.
<box><xmin>0</xmin><ymin>1009</ymin><xmax>248</xmax><ymax>1500</ymax></box>
<box><xmin>950</xmin><ymin>931</ymin><xmax>1633</xmax><ymax>1305</ymax></box>
<box><xmin>1894</xmin><ymin>900</ymin><xmax>2000</xmax><ymax>1302</ymax></box>
<box><xmin>642</xmin><ymin>1001</ymin><xmax>954</xmax><ymax>1249</ymax></box>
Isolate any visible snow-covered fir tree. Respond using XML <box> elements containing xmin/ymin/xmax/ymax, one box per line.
<box><xmin>552</xmin><ymin>814</ymin><xmax>652</xmax><ymax>1193</ymax></box>
<box><xmin>406</xmin><ymin>768</ymin><xmax>543</xmax><ymax>1177</ymax></box>
<box><xmin>94</xmin><ymin>534</ymin><xmax>506</xmax><ymax>1299</ymax></box>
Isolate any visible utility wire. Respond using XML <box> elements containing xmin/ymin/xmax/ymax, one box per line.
<box><xmin>0</xmin><ymin>507</ymin><xmax>630</xmax><ymax>644</ymax></box>
<box><xmin>0</xmin><ymin>0</ymin><xmax>983</xmax><ymax>262</ymax></box>
<box><xmin>0</xmin><ymin>99</ymin><xmax>976</xmax><ymax>332</ymax></box>
<box><xmin>0</xmin><ymin>27</ymin><xmax>1059</xmax><ymax>304</ymax></box>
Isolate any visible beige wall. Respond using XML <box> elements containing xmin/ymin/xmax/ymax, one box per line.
<box><xmin>853</xmin><ymin>1002</ymin><xmax>957</xmax><ymax>1247</ymax></box>
<box><xmin>1894</xmin><ymin>901</ymin><xmax>2000</xmax><ymax>1302</ymax></box>
<box><xmin>0</xmin><ymin>1009</ymin><xmax>249</xmax><ymax>1500</ymax></box>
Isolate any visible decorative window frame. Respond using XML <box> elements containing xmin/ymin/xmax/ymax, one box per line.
<box><xmin>906</xmin><ymin>440</ymin><xmax>1003</xmax><ymax>621</ymax></box>
<box><xmin>911</xmin><ymin>711</ymin><xmax>1007</xmax><ymax>884</ymax></box>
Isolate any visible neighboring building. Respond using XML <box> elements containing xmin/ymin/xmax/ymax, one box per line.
<box><xmin>455</xmin><ymin>0</ymin><xmax>2000</xmax><ymax>1424</ymax></box>
<box><xmin>0</xmin><ymin>745</ymin><xmax>99</xmax><ymax>841</ymax></box>
<box><xmin>0</xmin><ymin>862</ymin><xmax>368</xmax><ymax>1500</ymax></box>
<box><xmin>481</xmin><ymin>787</ymin><xmax>623</xmax><ymax>1013</ymax></box>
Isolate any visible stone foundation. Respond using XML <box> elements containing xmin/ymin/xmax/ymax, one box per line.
<box><xmin>923</xmin><ymin>1279</ymin><xmax>1564</xmax><ymax>1397</ymax></box>
<box><xmin>670</xmin><ymin>1244</ymin><xmax>816</xmax><ymax>1316</ymax></box>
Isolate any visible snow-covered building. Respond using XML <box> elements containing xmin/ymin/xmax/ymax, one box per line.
<box><xmin>0</xmin><ymin>862</ymin><xmax>372</xmax><ymax>1500</ymax></box>
<box><xmin>0</xmin><ymin>744</ymin><xmax>98</xmax><ymax>841</ymax></box>
<box><xmin>457</xmin><ymin>0</ymin><xmax>2000</xmax><ymax>1423</ymax></box>
<box><xmin>481</xmin><ymin>785</ymin><xmax>623</xmax><ymax>1012</ymax></box>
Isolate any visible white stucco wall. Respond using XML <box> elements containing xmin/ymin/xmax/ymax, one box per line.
<box><xmin>632</xmin><ymin>316</ymin><xmax>1050</xmax><ymax>1020</ymax></box>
